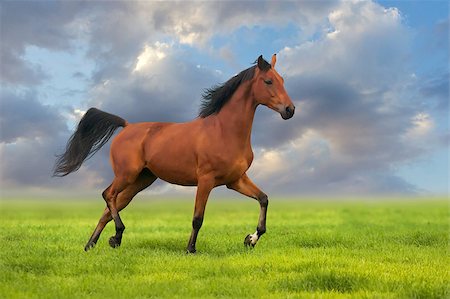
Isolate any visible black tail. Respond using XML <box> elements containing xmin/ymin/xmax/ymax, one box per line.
<box><xmin>53</xmin><ymin>108</ymin><xmax>127</xmax><ymax>177</ymax></box>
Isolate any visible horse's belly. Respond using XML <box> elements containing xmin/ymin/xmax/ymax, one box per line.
<box><xmin>144</xmin><ymin>145</ymin><xmax>198</xmax><ymax>186</ymax></box>
<box><xmin>142</xmin><ymin>122</ymin><xmax>200</xmax><ymax>186</ymax></box>
<box><xmin>147</xmin><ymin>160</ymin><xmax>198</xmax><ymax>186</ymax></box>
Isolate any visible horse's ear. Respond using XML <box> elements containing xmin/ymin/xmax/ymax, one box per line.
<box><xmin>256</xmin><ymin>55</ymin><xmax>271</xmax><ymax>71</ymax></box>
<box><xmin>271</xmin><ymin>54</ymin><xmax>277</xmax><ymax>68</ymax></box>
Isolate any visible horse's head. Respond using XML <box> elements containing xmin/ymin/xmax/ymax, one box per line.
<box><xmin>252</xmin><ymin>54</ymin><xmax>295</xmax><ymax>120</ymax></box>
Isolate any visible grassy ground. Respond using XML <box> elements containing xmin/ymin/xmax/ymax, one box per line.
<box><xmin>0</xmin><ymin>197</ymin><xmax>448</xmax><ymax>298</ymax></box>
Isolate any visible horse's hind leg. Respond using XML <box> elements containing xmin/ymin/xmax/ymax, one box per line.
<box><xmin>103</xmin><ymin>174</ymin><xmax>134</xmax><ymax>248</ymax></box>
<box><xmin>84</xmin><ymin>169</ymin><xmax>157</xmax><ymax>251</ymax></box>
<box><xmin>84</xmin><ymin>206</ymin><xmax>112</xmax><ymax>251</ymax></box>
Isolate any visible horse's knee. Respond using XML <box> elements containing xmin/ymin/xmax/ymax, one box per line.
<box><xmin>258</xmin><ymin>193</ymin><xmax>268</xmax><ymax>208</ymax></box>
<box><xmin>192</xmin><ymin>216</ymin><xmax>203</xmax><ymax>230</ymax></box>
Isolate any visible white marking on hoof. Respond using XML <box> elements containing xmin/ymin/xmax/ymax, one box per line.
<box><xmin>249</xmin><ymin>231</ymin><xmax>259</xmax><ymax>245</ymax></box>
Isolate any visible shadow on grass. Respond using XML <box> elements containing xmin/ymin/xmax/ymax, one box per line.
<box><xmin>393</xmin><ymin>231</ymin><xmax>446</xmax><ymax>247</ymax></box>
<box><xmin>133</xmin><ymin>237</ymin><xmax>186</xmax><ymax>253</ymax></box>
<box><xmin>129</xmin><ymin>236</ymin><xmax>257</xmax><ymax>258</ymax></box>
<box><xmin>123</xmin><ymin>227</ymin><xmax>256</xmax><ymax>257</ymax></box>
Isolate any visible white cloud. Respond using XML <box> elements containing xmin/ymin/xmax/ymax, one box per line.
<box><xmin>250</xmin><ymin>149</ymin><xmax>286</xmax><ymax>182</ymax></box>
<box><xmin>133</xmin><ymin>42</ymin><xmax>169</xmax><ymax>73</ymax></box>
<box><xmin>411</xmin><ymin>113</ymin><xmax>434</xmax><ymax>136</ymax></box>
<box><xmin>279</xmin><ymin>1</ymin><xmax>410</xmax><ymax>91</ymax></box>
<box><xmin>247</xmin><ymin>0</ymin><xmax>444</xmax><ymax>194</ymax></box>
<box><xmin>403</xmin><ymin>113</ymin><xmax>435</xmax><ymax>147</ymax></box>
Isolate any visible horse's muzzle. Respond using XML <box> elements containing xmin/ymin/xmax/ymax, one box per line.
<box><xmin>281</xmin><ymin>105</ymin><xmax>295</xmax><ymax>120</ymax></box>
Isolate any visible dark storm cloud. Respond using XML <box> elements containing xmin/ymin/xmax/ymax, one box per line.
<box><xmin>291</xmin><ymin>76</ymin><xmax>416</xmax><ymax>157</ymax></box>
<box><xmin>0</xmin><ymin>90</ymin><xmax>67</xmax><ymax>143</ymax></box>
<box><xmin>248</xmin><ymin>75</ymin><xmax>426</xmax><ymax>195</ymax></box>
<box><xmin>0</xmin><ymin>91</ymin><xmax>114</xmax><ymax>190</ymax></box>
<box><xmin>0</xmin><ymin>50</ymin><xmax>49</xmax><ymax>85</ymax></box>
<box><xmin>0</xmin><ymin>132</ymin><xmax>111</xmax><ymax>190</ymax></box>
<box><xmin>0</xmin><ymin>91</ymin><xmax>96</xmax><ymax>189</ymax></box>
<box><xmin>254</xmin><ymin>74</ymin><xmax>416</xmax><ymax>158</ymax></box>
<box><xmin>2</xmin><ymin>136</ymin><xmax>63</xmax><ymax>187</ymax></box>
<box><xmin>262</xmin><ymin>165</ymin><xmax>421</xmax><ymax>195</ymax></box>
<box><xmin>0</xmin><ymin>2</ymin><xmax>81</xmax><ymax>50</ymax></box>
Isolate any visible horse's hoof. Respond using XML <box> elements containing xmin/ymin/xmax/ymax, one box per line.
<box><xmin>186</xmin><ymin>247</ymin><xmax>196</xmax><ymax>254</ymax></box>
<box><xmin>109</xmin><ymin>236</ymin><xmax>121</xmax><ymax>248</ymax></box>
<box><xmin>244</xmin><ymin>234</ymin><xmax>255</xmax><ymax>247</ymax></box>
<box><xmin>84</xmin><ymin>242</ymin><xmax>95</xmax><ymax>252</ymax></box>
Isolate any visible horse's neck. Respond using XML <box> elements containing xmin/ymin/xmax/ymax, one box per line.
<box><xmin>216</xmin><ymin>84</ymin><xmax>257</xmax><ymax>145</ymax></box>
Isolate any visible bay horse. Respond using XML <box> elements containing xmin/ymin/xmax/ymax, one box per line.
<box><xmin>54</xmin><ymin>54</ymin><xmax>295</xmax><ymax>253</ymax></box>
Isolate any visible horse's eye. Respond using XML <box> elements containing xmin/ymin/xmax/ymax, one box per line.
<box><xmin>264</xmin><ymin>79</ymin><xmax>273</xmax><ymax>85</ymax></box>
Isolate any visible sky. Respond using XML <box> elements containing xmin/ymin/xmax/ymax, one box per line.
<box><xmin>0</xmin><ymin>0</ymin><xmax>448</xmax><ymax>197</ymax></box>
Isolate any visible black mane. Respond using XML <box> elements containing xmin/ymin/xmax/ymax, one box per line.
<box><xmin>198</xmin><ymin>66</ymin><xmax>257</xmax><ymax>118</ymax></box>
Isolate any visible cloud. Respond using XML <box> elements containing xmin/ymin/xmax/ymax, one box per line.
<box><xmin>0</xmin><ymin>1</ymin><xmax>84</xmax><ymax>85</ymax></box>
<box><xmin>0</xmin><ymin>50</ymin><xmax>49</xmax><ymax>86</ymax></box>
<box><xmin>247</xmin><ymin>0</ymin><xmax>445</xmax><ymax>194</ymax></box>
<box><xmin>133</xmin><ymin>42</ymin><xmax>169</xmax><ymax>73</ymax></box>
<box><xmin>144</xmin><ymin>1</ymin><xmax>339</xmax><ymax>46</ymax></box>
<box><xmin>0</xmin><ymin>91</ymin><xmax>89</xmax><ymax>189</ymax></box>
<box><xmin>78</xmin><ymin>1</ymin><xmax>340</xmax><ymax>86</ymax></box>
<box><xmin>420</xmin><ymin>72</ymin><xmax>449</xmax><ymax>111</ymax></box>
<box><xmin>0</xmin><ymin>137</ymin><xmax>112</xmax><ymax>192</ymax></box>
<box><xmin>0</xmin><ymin>0</ymin><xmax>447</xmax><ymax>195</ymax></box>
<box><xmin>249</xmin><ymin>130</ymin><xmax>420</xmax><ymax>195</ymax></box>
<box><xmin>89</xmin><ymin>44</ymin><xmax>220</xmax><ymax>123</ymax></box>
<box><xmin>280</xmin><ymin>3</ymin><xmax>410</xmax><ymax>88</ymax></box>
<box><xmin>0</xmin><ymin>91</ymin><xmax>117</xmax><ymax>190</ymax></box>
<box><xmin>0</xmin><ymin>90</ymin><xmax>68</xmax><ymax>143</ymax></box>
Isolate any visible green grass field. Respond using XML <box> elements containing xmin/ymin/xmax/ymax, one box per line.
<box><xmin>0</xmin><ymin>197</ymin><xmax>448</xmax><ymax>298</ymax></box>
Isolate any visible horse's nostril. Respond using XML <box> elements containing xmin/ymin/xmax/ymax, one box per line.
<box><xmin>285</xmin><ymin>106</ymin><xmax>295</xmax><ymax>115</ymax></box>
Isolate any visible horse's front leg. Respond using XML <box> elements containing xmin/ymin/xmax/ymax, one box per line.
<box><xmin>226</xmin><ymin>173</ymin><xmax>268</xmax><ymax>247</ymax></box>
<box><xmin>186</xmin><ymin>176</ymin><xmax>215</xmax><ymax>253</ymax></box>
